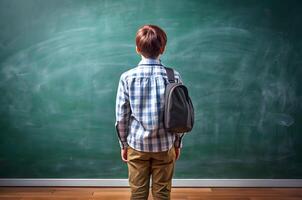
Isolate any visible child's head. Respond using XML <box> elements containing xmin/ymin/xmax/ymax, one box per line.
<box><xmin>135</xmin><ymin>24</ymin><xmax>167</xmax><ymax>59</ymax></box>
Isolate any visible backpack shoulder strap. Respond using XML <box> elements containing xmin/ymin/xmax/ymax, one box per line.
<box><xmin>165</xmin><ymin>67</ymin><xmax>175</xmax><ymax>83</ymax></box>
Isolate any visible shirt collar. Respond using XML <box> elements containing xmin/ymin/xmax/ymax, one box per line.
<box><xmin>138</xmin><ymin>57</ymin><xmax>162</xmax><ymax>66</ymax></box>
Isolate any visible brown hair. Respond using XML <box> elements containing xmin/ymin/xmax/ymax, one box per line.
<box><xmin>135</xmin><ymin>25</ymin><xmax>167</xmax><ymax>59</ymax></box>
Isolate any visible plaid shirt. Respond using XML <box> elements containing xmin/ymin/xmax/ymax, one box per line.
<box><xmin>115</xmin><ymin>57</ymin><xmax>185</xmax><ymax>152</ymax></box>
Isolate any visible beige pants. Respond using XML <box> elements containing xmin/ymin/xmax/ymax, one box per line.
<box><xmin>127</xmin><ymin>146</ymin><xmax>176</xmax><ymax>200</ymax></box>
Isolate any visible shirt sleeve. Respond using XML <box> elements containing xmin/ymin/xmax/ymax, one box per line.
<box><xmin>174</xmin><ymin>70</ymin><xmax>183</xmax><ymax>84</ymax></box>
<box><xmin>115</xmin><ymin>74</ymin><xmax>131</xmax><ymax>149</ymax></box>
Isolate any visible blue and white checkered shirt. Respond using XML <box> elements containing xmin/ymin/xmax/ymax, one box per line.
<box><xmin>115</xmin><ymin>57</ymin><xmax>185</xmax><ymax>152</ymax></box>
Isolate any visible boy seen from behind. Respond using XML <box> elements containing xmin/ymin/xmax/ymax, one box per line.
<box><xmin>115</xmin><ymin>24</ymin><xmax>185</xmax><ymax>200</ymax></box>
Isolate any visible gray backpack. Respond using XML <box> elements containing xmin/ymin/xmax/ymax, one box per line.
<box><xmin>164</xmin><ymin>67</ymin><xmax>194</xmax><ymax>133</ymax></box>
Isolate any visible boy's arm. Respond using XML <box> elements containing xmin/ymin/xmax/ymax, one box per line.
<box><xmin>174</xmin><ymin>133</ymin><xmax>185</xmax><ymax>148</ymax></box>
<box><xmin>115</xmin><ymin>75</ymin><xmax>131</xmax><ymax>149</ymax></box>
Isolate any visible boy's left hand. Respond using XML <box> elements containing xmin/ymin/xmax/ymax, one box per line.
<box><xmin>175</xmin><ymin>147</ymin><xmax>181</xmax><ymax>160</ymax></box>
<box><xmin>121</xmin><ymin>148</ymin><xmax>128</xmax><ymax>163</ymax></box>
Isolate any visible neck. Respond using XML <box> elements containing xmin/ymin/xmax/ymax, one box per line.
<box><xmin>141</xmin><ymin>55</ymin><xmax>160</xmax><ymax>60</ymax></box>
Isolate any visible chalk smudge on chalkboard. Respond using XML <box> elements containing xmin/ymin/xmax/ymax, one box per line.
<box><xmin>268</xmin><ymin>113</ymin><xmax>295</xmax><ymax>127</ymax></box>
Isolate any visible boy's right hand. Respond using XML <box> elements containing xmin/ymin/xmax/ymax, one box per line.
<box><xmin>121</xmin><ymin>148</ymin><xmax>128</xmax><ymax>163</ymax></box>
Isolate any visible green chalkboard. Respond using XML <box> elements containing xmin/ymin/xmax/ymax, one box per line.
<box><xmin>0</xmin><ymin>0</ymin><xmax>301</xmax><ymax>178</ymax></box>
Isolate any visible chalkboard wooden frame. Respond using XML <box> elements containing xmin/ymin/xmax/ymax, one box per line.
<box><xmin>0</xmin><ymin>179</ymin><xmax>302</xmax><ymax>187</ymax></box>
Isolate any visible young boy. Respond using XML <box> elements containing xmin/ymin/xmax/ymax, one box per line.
<box><xmin>115</xmin><ymin>24</ymin><xmax>185</xmax><ymax>200</ymax></box>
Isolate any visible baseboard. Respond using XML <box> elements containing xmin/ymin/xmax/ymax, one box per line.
<box><xmin>0</xmin><ymin>179</ymin><xmax>302</xmax><ymax>187</ymax></box>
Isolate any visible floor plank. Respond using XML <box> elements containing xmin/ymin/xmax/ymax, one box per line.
<box><xmin>0</xmin><ymin>187</ymin><xmax>301</xmax><ymax>200</ymax></box>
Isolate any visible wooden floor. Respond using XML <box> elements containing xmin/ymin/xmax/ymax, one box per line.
<box><xmin>0</xmin><ymin>187</ymin><xmax>302</xmax><ymax>200</ymax></box>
